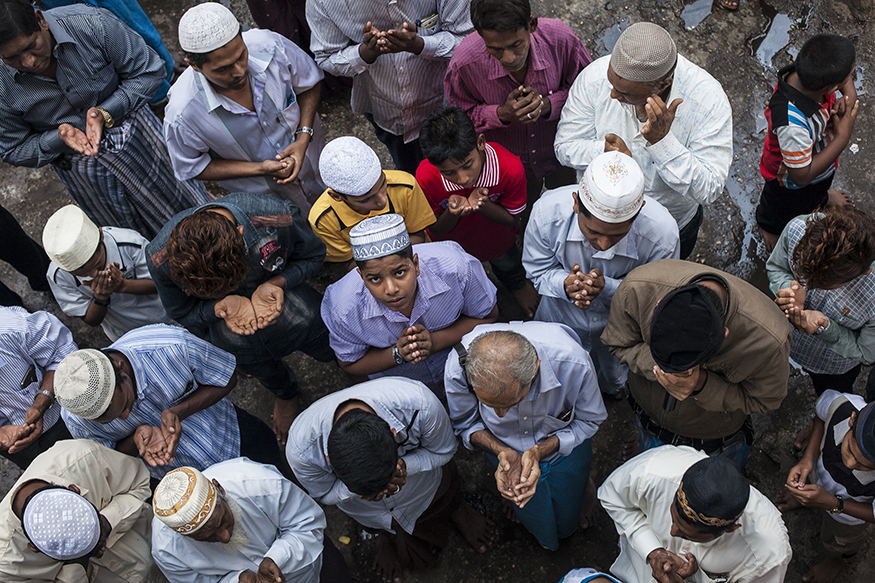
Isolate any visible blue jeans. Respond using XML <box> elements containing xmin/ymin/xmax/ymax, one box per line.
<box><xmin>486</xmin><ymin>439</ymin><xmax>593</xmax><ymax>550</ymax></box>
<box><xmin>636</xmin><ymin>418</ymin><xmax>750</xmax><ymax>470</ymax></box>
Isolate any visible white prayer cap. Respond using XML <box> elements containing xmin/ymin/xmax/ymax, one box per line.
<box><xmin>153</xmin><ymin>467</ymin><xmax>218</xmax><ymax>534</ymax></box>
<box><xmin>579</xmin><ymin>152</ymin><xmax>645</xmax><ymax>223</ymax></box>
<box><xmin>610</xmin><ymin>22</ymin><xmax>677</xmax><ymax>82</ymax></box>
<box><xmin>42</xmin><ymin>205</ymin><xmax>100</xmax><ymax>272</ymax></box>
<box><xmin>350</xmin><ymin>214</ymin><xmax>411</xmax><ymax>262</ymax></box>
<box><xmin>319</xmin><ymin>136</ymin><xmax>383</xmax><ymax>197</ymax></box>
<box><xmin>54</xmin><ymin>349</ymin><xmax>116</xmax><ymax>420</ymax></box>
<box><xmin>23</xmin><ymin>488</ymin><xmax>100</xmax><ymax>561</ymax></box>
<box><xmin>178</xmin><ymin>2</ymin><xmax>240</xmax><ymax>54</ymax></box>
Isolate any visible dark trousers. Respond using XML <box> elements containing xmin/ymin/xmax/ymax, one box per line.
<box><xmin>756</xmin><ymin>175</ymin><xmax>833</xmax><ymax>236</ymax></box>
<box><xmin>0</xmin><ymin>419</ymin><xmax>72</xmax><ymax>470</ymax></box>
<box><xmin>678</xmin><ymin>204</ymin><xmax>704</xmax><ymax>260</ymax></box>
<box><xmin>235</xmin><ymin>405</ymin><xmax>296</xmax><ymax>480</ymax></box>
<box><xmin>364</xmin><ymin>114</ymin><xmax>424</xmax><ymax>175</ymax></box>
<box><xmin>489</xmin><ymin>243</ymin><xmax>528</xmax><ymax>292</ymax></box>
<box><xmin>806</xmin><ymin>364</ymin><xmax>863</xmax><ymax>397</ymax></box>
<box><xmin>0</xmin><ymin>205</ymin><xmax>51</xmax><ymax>306</ymax></box>
<box><xmin>320</xmin><ymin>537</ymin><xmax>358</xmax><ymax>583</ymax></box>
<box><xmin>523</xmin><ymin>165</ymin><xmax>577</xmax><ymax>223</ymax></box>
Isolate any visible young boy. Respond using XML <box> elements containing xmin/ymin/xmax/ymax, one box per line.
<box><xmin>308</xmin><ymin>136</ymin><xmax>436</xmax><ymax>270</ymax></box>
<box><xmin>320</xmin><ymin>214</ymin><xmax>498</xmax><ymax>394</ymax></box>
<box><xmin>778</xmin><ymin>390</ymin><xmax>875</xmax><ymax>583</ymax></box>
<box><xmin>417</xmin><ymin>107</ymin><xmax>540</xmax><ymax>317</ymax></box>
<box><xmin>42</xmin><ymin>205</ymin><xmax>170</xmax><ymax>341</ymax></box>
<box><xmin>757</xmin><ymin>34</ymin><xmax>858</xmax><ymax>251</ymax></box>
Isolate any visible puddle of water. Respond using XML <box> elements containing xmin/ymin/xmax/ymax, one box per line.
<box><xmin>855</xmin><ymin>64</ymin><xmax>867</xmax><ymax>95</ymax></box>
<box><xmin>598</xmin><ymin>18</ymin><xmax>630</xmax><ymax>53</ymax></box>
<box><xmin>723</xmin><ymin>166</ymin><xmax>767</xmax><ymax>284</ymax></box>
<box><xmin>681</xmin><ymin>0</ymin><xmax>714</xmax><ymax>30</ymax></box>
<box><xmin>753</xmin><ymin>13</ymin><xmax>794</xmax><ymax>69</ymax></box>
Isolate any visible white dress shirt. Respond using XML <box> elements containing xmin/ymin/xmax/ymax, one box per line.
<box><xmin>554</xmin><ymin>55</ymin><xmax>733</xmax><ymax>229</ymax></box>
<box><xmin>598</xmin><ymin>446</ymin><xmax>792</xmax><ymax>583</ymax></box>
<box><xmin>286</xmin><ymin>377</ymin><xmax>457</xmax><ymax>534</ymax></box>
<box><xmin>151</xmin><ymin>458</ymin><xmax>325</xmax><ymax>583</ymax></box>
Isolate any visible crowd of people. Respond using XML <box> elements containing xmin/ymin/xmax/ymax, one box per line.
<box><xmin>0</xmin><ymin>0</ymin><xmax>873</xmax><ymax>582</ymax></box>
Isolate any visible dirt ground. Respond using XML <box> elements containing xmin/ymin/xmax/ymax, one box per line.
<box><xmin>2</xmin><ymin>0</ymin><xmax>875</xmax><ymax>581</ymax></box>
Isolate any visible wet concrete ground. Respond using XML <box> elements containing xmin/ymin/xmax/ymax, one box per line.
<box><xmin>2</xmin><ymin>0</ymin><xmax>875</xmax><ymax>581</ymax></box>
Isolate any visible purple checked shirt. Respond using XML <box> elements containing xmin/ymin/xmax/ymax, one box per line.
<box><xmin>444</xmin><ymin>19</ymin><xmax>591</xmax><ymax>180</ymax></box>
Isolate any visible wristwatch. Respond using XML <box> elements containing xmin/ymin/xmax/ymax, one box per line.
<box><xmin>94</xmin><ymin>106</ymin><xmax>114</xmax><ymax>128</ymax></box>
<box><xmin>829</xmin><ymin>494</ymin><xmax>844</xmax><ymax>515</ymax></box>
<box><xmin>392</xmin><ymin>344</ymin><xmax>405</xmax><ymax>365</ymax></box>
<box><xmin>37</xmin><ymin>389</ymin><xmax>55</xmax><ymax>405</ymax></box>
<box><xmin>92</xmin><ymin>295</ymin><xmax>111</xmax><ymax>307</ymax></box>
<box><xmin>813</xmin><ymin>320</ymin><xmax>830</xmax><ymax>335</ymax></box>
<box><xmin>295</xmin><ymin>126</ymin><xmax>314</xmax><ymax>138</ymax></box>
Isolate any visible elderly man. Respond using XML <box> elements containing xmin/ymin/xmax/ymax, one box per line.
<box><xmin>146</xmin><ymin>193</ymin><xmax>331</xmax><ymax>442</ymax></box>
<box><xmin>554</xmin><ymin>22</ymin><xmax>732</xmax><ymax>259</ymax></box>
<box><xmin>0</xmin><ymin>306</ymin><xmax>77</xmax><ymax>469</ymax></box>
<box><xmin>602</xmin><ymin>260</ymin><xmax>792</xmax><ymax>469</ymax></box>
<box><xmin>306</xmin><ymin>0</ymin><xmax>473</xmax><ymax>174</ymax></box>
<box><xmin>151</xmin><ymin>459</ymin><xmax>354</xmax><ymax>583</ymax></box>
<box><xmin>523</xmin><ymin>151</ymin><xmax>679</xmax><ymax>396</ymax></box>
<box><xmin>445</xmin><ymin>0</ymin><xmax>590</xmax><ymax>207</ymax></box>
<box><xmin>288</xmin><ymin>377</ymin><xmax>492</xmax><ymax>583</ymax></box>
<box><xmin>0</xmin><ymin>439</ymin><xmax>166</xmax><ymax>582</ymax></box>
<box><xmin>53</xmin><ymin>324</ymin><xmax>287</xmax><ymax>481</ymax></box>
<box><xmin>164</xmin><ymin>3</ymin><xmax>325</xmax><ymax>209</ymax></box>
<box><xmin>598</xmin><ymin>446</ymin><xmax>791</xmax><ymax>583</ymax></box>
<box><xmin>445</xmin><ymin>321</ymin><xmax>607</xmax><ymax>549</ymax></box>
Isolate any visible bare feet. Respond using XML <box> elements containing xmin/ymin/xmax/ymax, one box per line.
<box><xmin>512</xmin><ymin>280</ymin><xmax>541</xmax><ymax>320</ymax></box>
<box><xmin>622</xmin><ymin>431</ymin><xmax>640</xmax><ymax>462</ymax></box>
<box><xmin>759</xmin><ymin>226</ymin><xmax>779</xmax><ymax>253</ymax></box>
<box><xmin>827</xmin><ymin>190</ymin><xmax>854</xmax><ymax>208</ymax></box>
<box><xmin>794</xmin><ymin>419</ymin><xmax>814</xmax><ymax>452</ymax></box>
<box><xmin>803</xmin><ymin>556</ymin><xmax>846</xmax><ymax>583</ymax></box>
<box><xmin>451</xmin><ymin>502</ymin><xmax>493</xmax><ymax>553</ymax></box>
<box><xmin>775</xmin><ymin>488</ymin><xmax>804</xmax><ymax>512</ymax></box>
<box><xmin>578</xmin><ymin>477</ymin><xmax>599</xmax><ymax>529</ymax></box>
<box><xmin>273</xmin><ymin>395</ymin><xmax>301</xmax><ymax>447</ymax></box>
<box><xmin>373</xmin><ymin>532</ymin><xmax>404</xmax><ymax>583</ymax></box>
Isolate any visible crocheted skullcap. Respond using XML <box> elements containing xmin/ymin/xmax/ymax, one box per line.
<box><xmin>319</xmin><ymin>136</ymin><xmax>383</xmax><ymax>197</ymax></box>
<box><xmin>610</xmin><ymin>22</ymin><xmax>678</xmax><ymax>82</ymax></box>
<box><xmin>178</xmin><ymin>2</ymin><xmax>240</xmax><ymax>54</ymax></box>
<box><xmin>54</xmin><ymin>349</ymin><xmax>116</xmax><ymax>420</ymax></box>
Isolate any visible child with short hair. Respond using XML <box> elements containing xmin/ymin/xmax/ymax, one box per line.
<box><xmin>779</xmin><ymin>390</ymin><xmax>875</xmax><ymax>583</ymax></box>
<box><xmin>43</xmin><ymin>205</ymin><xmax>170</xmax><ymax>341</ymax></box>
<box><xmin>320</xmin><ymin>214</ymin><xmax>498</xmax><ymax>395</ymax></box>
<box><xmin>417</xmin><ymin>106</ymin><xmax>539</xmax><ymax>317</ymax></box>
<box><xmin>757</xmin><ymin>34</ymin><xmax>858</xmax><ymax>251</ymax></box>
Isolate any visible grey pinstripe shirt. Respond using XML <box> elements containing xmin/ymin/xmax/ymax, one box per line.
<box><xmin>0</xmin><ymin>5</ymin><xmax>164</xmax><ymax>167</ymax></box>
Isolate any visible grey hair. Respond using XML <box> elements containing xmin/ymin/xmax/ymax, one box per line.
<box><xmin>647</xmin><ymin>63</ymin><xmax>676</xmax><ymax>93</ymax></box>
<box><xmin>465</xmin><ymin>331</ymin><xmax>539</xmax><ymax>394</ymax></box>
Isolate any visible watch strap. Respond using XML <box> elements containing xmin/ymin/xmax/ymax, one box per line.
<box><xmin>92</xmin><ymin>295</ymin><xmax>111</xmax><ymax>307</ymax></box>
<box><xmin>95</xmin><ymin>106</ymin><xmax>114</xmax><ymax>128</ymax></box>
<box><xmin>37</xmin><ymin>389</ymin><xmax>55</xmax><ymax>403</ymax></box>
<box><xmin>295</xmin><ymin>126</ymin><xmax>314</xmax><ymax>138</ymax></box>
<box><xmin>392</xmin><ymin>344</ymin><xmax>405</xmax><ymax>365</ymax></box>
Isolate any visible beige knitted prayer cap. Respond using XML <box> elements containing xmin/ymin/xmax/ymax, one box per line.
<box><xmin>153</xmin><ymin>467</ymin><xmax>218</xmax><ymax>535</ymax></box>
<box><xmin>610</xmin><ymin>22</ymin><xmax>678</xmax><ymax>82</ymax></box>
<box><xmin>54</xmin><ymin>349</ymin><xmax>116</xmax><ymax>420</ymax></box>
<box><xmin>579</xmin><ymin>151</ymin><xmax>645</xmax><ymax>223</ymax></box>
<box><xmin>42</xmin><ymin>205</ymin><xmax>100</xmax><ymax>272</ymax></box>
<box><xmin>178</xmin><ymin>2</ymin><xmax>240</xmax><ymax>54</ymax></box>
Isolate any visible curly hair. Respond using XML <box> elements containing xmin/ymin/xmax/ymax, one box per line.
<box><xmin>166</xmin><ymin>211</ymin><xmax>249</xmax><ymax>299</ymax></box>
<box><xmin>792</xmin><ymin>206</ymin><xmax>875</xmax><ymax>289</ymax></box>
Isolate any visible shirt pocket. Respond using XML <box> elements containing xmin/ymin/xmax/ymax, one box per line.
<box><xmin>416</xmin><ymin>13</ymin><xmax>440</xmax><ymax>36</ymax></box>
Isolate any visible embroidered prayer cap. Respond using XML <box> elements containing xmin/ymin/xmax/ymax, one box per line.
<box><xmin>610</xmin><ymin>22</ymin><xmax>678</xmax><ymax>83</ymax></box>
<box><xmin>42</xmin><ymin>205</ymin><xmax>100</xmax><ymax>272</ymax></box>
<box><xmin>579</xmin><ymin>151</ymin><xmax>645</xmax><ymax>223</ymax></box>
<box><xmin>178</xmin><ymin>2</ymin><xmax>240</xmax><ymax>54</ymax></box>
<box><xmin>650</xmin><ymin>282</ymin><xmax>725</xmax><ymax>373</ymax></box>
<box><xmin>320</xmin><ymin>136</ymin><xmax>383</xmax><ymax>197</ymax></box>
<box><xmin>153</xmin><ymin>467</ymin><xmax>218</xmax><ymax>534</ymax></box>
<box><xmin>676</xmin><ymin>456</ymin><xmax>750</xmax><ymax>529</ymax></box>
<box><xmin>349</xmin><ymin>214</ymin><xmax>411</xmax><ymax>262</ymax></box>
<box><xmin>854</xmin><ymin>401</ymin><xmax>875</xmax><ymax>464</ymax></box>
<box><xmin>23</xmin><ymin>488</ymin><xmax>100</xmax><ymax>561</ymax></box>
<box><xmin>54</xmin><ymin>349</ymin><xmax>116</xmax><ymax>420</ymax></box>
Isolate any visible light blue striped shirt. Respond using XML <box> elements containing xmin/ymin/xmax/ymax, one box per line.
<box><xmin>0</xmin><ymin>307</ymin><xmax>77</xmax><ymax>429</ymax></box>
<box><xmin>61</xmin><ymin>324</ymin><xmax>238</xmax><ymax>479</ymax></box>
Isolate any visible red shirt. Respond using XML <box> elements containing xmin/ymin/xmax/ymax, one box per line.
<box><xmin>417</xmin><ymin>143</ymin><xmax>526</xmax><ymax>261</ymax></box>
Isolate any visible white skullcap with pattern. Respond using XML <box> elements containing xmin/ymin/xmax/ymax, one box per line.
<box><xmin>23</xmin><ymin>488</ymin><xmax>100</xmax><ymax>561</ymax></box>
<box><xmin>153</xmin><ymin>467</ymin><xmax>218</xmax><ymax>534</ymax></box>
<box><xmin>42</xmin><ymin>205</ymin><xmax>100</xmax><ymax>272</ymax></box>
<box><xmin>610</xmin><ymin>22</ymin><xmax>678</xmax><ymax>82</ymax></box>
<box><xmin>350</xmin><ymin>214</ymin><xmax>411</xmax><ymax>261</ymax></box>
<box><xmin>178</xmin><ymin>2</ymin><xmax>240</xmax><ymax>54</ymax></box>
<box><xmin>579</xmin><ymin>151</ymin><xmax>645</xmax><ymax>223</ymax></box>
<box><xmin>319</xmin><ymin>136</ymin><xmax>383</xmax><ymax>197</ymax></box>
<box><xmin>54</xmin><ymin>349</ymin><xmax>116</xmax><ymax>420</ymax></box>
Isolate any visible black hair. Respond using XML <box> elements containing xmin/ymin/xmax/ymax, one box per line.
<box><xmin>355</xmin><ymin>245</ymin><xmax>414</xmax><ymax>271</ymax></box>
<box><xmin>470</xmin><ymin>0</ymin><xmax>531</xmax><ymax>33</ymax></box>
<box><xmin>183</xmin><ymin>27</ymin><xmax>243</xmax><ymax>68</ymax></box>
<box><xmin>676</xmin><ymin>457</ymin><xmax>750</xmax><ymax>537</ymax></box>
<box><xmin>0</xmin><ymin>0</ymin><xmax>41</xmax><ymax>47</ymax></box>
<box><xmin>419</xmin><ymin>107</ymin><xmax>479</xmax><ymax>166</ymax></box>
<box><xmin>327</xmin><ymin>407</ymin><xmax>398</xmax><ymax>497</ymax></box>
<box><xmin>795</xmin><ymin>34</ymin><xmax>856</xmax><ymax>91</ymax></box>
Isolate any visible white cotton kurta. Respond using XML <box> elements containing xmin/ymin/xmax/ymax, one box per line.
<box><xmin>150</xmin><ymin>458</ymin><xmax>325</xmax><ymax>583</ymax></box>
<box><xmin>598</xmin><ymin>446</ymin><xmax>791</xmax><ymax>583</ymax></box>
<box><xmin>0</xmin><ymin>440</ymin><xmax>164</xmax><ymax>583</ymax></box>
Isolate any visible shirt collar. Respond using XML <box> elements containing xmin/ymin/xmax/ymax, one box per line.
<box><xmin>528</xmin><ymin>339</ymin><xmax>561</xmax><ymax>397</ymax></box>
<box><xmin>565</xmin><ymin>209</ymin><xmax>640</xmax><ymax>261</ymax></box>
<box><xmin>440</xmin><ymin>143</ymin><xmax>500</xmax><ymax>192</ymax></box>
<box><xmin>196</xmin><ymin>53</ymin><xmax>271</xmax><ymax>113</ymax></box>
<box><xmin>45</xmin><ymin>12</ymin><xmax>76</xmax><ymax>47</ymax></box>
<box><xmin>329</xmin><ymin>184</ymin><xmax>393</xmax><ymax>227</ymax></box>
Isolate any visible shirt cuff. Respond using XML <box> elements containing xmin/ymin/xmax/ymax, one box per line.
<box><xmin>461</xmin><ymin>421</ymin><xmax>488</xmax><ymax>450</ymax></box>
<box><xmin>601</xmin><ymin>276</ymin><xmax>621</xmax><ymax>302</ymax></box>
<box><xmin>819</xmin><ymin>317</ymin><xmax>839</xmax><ymax>343</ymax></box>
<box><xmin>644</xmin><ymin>131</ymin><xmax>685</xmax><ymax>164</ymax></box>
<box><xmin>554</xmin><ymin>429</ymin><xmax>576</xmax><ymax>457</ymax></box>
<box><xmin>348</xmin><ymin>51</ymin><xmax>370</xmax><ymax>74</ymax></box>
<box><xmin>98</xmin><ymin>93</ymin><xmax>128</xmax><ymax>125</ymax></box>
<box><xmin>43</xmin><ymin>130</ymin><xmax>71</xmax><ymax>156</ymax></box>
<box><xmin>419</xmin><ymin>35</ymin><xmax>441</xmax><ymax>59</ymax></box>
<box><xmin>628</xmin><ymin>525</ymin><xmax>664</xmax><ymax>565</ymax></box>
<box><xmin>546</xmin><ymin>92</ymin><xmax>564</xmax><ymax>122</ymax></box>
